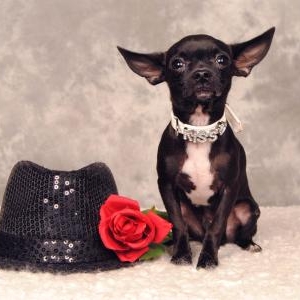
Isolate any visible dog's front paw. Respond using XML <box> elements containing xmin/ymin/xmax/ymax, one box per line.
<box><xmin>246</xmin><ymin>242</ymin><xmax>262</xmax><ymax>253</ymax></box>
<box><xmin>171</xmin><ymin>253</ymin><xmax>192</xmax><ymax>265</ymax></box>
<box><xmin>170</xmin><ymin>234</ymin><xmax>192</xmax><ymax>265</ymax></box>
<box><xmin>197</xmin><ymin>251</ymin><xmax>218</xmax><ymax>269</ymax></box>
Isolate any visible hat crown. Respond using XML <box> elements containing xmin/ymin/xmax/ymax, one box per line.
<box><xmin>0</xmin><ymin>161</ymin><xmax>126</xmax><ymax>272</ymax></box>
<box><xmin>0</xmin><ymin>161</ymin><xmax>117</xmax><ymax>240</ymax></box>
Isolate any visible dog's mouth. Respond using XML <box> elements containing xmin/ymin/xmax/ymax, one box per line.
<box><xmin>195</xmin><ymin>89</ymin><xmax>215</xmax><ymax>100</ymax></box>
<box><xmin>195</xmin><ymin>88</ymin><xmax>215</xmax><ymax>100</ymax></box>
<box><xmin>194</xmin><ymin>85</ymin><xmax>223</xmax><ymax>101</ymax></box>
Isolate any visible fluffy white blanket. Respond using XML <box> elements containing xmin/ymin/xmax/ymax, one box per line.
<box><xmin>0</xmin><ymin>207</ymin><xmax>299</xmax><ymax>300</ymax></box>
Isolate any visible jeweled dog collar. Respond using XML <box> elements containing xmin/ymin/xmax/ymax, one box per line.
<box><xmin>171</xmin><ymin>111</ymin><xmax>227</xmax><ymax>143</ymax></box>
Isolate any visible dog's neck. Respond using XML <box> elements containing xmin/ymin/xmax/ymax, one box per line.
<box><xmin>171</xmin><ymin>102</ymin><xmax>243</xmax><ymax>142</ymax></box>
<box><xmin>171</xmin><ymin>106</ymin><xmax>227</xmax><ymax>143</ymax></box>
<box><xmin>188</xmin><ymin>105</ymin><xmax>210</xmax><ymax>126</ymax></box>
<box><xmin>172</xmin><ymin>101</ymin><xmax>226</xmax><ymax>126</ymax></box>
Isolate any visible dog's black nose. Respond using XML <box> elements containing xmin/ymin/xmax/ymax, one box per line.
<box><xmin>193</xmin><ymin>69</ymin><xmax>212</xmax><ymax>82</ymax></box>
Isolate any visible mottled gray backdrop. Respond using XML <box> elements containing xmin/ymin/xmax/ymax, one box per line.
<box><xmin>0</xmin><ymin>0</ymin><xmax>299</xmax><ymax>207</ymax></box>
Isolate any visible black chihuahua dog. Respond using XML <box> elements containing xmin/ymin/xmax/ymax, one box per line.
<box><xmin>118</xmin><ymin>27</ymin><xmax>275</xmax><ymax>269</ymax></box>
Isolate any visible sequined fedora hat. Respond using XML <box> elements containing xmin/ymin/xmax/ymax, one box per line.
<box><xmin>0</xmin><ymin>161</ymin><xmax>131</xmax><ymax>273</ymax></box>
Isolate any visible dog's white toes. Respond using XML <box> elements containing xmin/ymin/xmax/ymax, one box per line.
<box><xmin>247</xmin><ymin>243</ymin><xmax>262</xmax><ymax>253</ymax></box>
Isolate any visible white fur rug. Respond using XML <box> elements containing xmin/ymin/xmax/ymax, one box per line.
<box><xmin>0</xmin><ymin>206</ymin><xmax>299</xmax><ymax>300</ymax></box>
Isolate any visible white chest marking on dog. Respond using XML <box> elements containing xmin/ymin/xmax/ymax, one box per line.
<box><xmin>181</xmin><ymin>106</ymin><xmax>214</xmax><ymax>206</ymax></box>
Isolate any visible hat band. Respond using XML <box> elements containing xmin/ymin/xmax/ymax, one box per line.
<box><xmin>0</xmin><ymin>231</ymin><xmax>116</xmax><ymax>264</ymax></box>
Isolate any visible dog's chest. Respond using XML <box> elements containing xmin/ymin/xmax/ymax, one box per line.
<box><xmin>181</xmin><ymin>143</ymin><xmax>214</xmax><ymax>206</ymax></box>
<box><xmin>181</xmin><ymin>106</ymin><xmax>214</xmax><ymax>206</ymax></box>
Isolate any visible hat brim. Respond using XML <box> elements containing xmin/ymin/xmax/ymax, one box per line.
<box><xmin>0</xmin><ymin>231</ymin><xmax>137</xmax><ymax>273</ymax></box>
<box><xmin>0</xmin><ymin>255</ymin><xmax>137</xmax><ymax>273</ymax></box>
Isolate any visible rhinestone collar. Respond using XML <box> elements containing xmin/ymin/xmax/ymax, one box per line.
<box><xmin>171</xmin><ymin>110</ymin><xmax>227</xmax><ymax>143</ymax></box>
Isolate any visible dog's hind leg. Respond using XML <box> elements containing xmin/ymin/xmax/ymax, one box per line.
<box><xmin>180</xmin><ymin>201</ymin><xmax>205</xmax><ymax>242</ymax></box>
<box><xmin>232</xmin><ymin>200</ymin><xmax>262</xmax><ymax>252</ymax></box>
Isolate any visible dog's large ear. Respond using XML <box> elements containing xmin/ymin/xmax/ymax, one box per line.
<box><xmin>231</xmin><ymin>27</ymin><xmax>275</xmax><ymax>77</ymax></box>
<box><xmin>117</xmin><ymin>46</ymin><xmax>165</xmax><ymax>85</ymax></box>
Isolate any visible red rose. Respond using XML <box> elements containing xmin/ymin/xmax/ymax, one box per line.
<box><xmin>98</xmin><ymin>195</ymin><xmax>172</xmax><ymax>262</ymax></box>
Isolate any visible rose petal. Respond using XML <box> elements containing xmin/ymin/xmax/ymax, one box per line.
<box><xmin>100</xmin><ymin>195</ymin><xmax>140</xmax><ymax>220</ymax></box>
<box><xmin>99</xmin><ymin>220</ymin><xmax>128</xmax><ymax>251</ymax></box>
<box><xmin>132</xmin><ymin>220</ymin><xmax>147</xmax><ymax>236</ymax></box>
<box><xmin>124</xmin><ymin>213</ymin><xmax>156</xmax><ymax>249</ymax></box>
<box><xmin>112</xmin><ymin>214</ymin><xmax>137</xmax><ymax>235</ymax></box>
<box><xmin>108</xmin><ymin>209</ymin><xmax>143</xmax><ymax>243</ymax></box>
<box><xmin>146</xmin><ymin>211</ymin><xmax>173</xmax><ymax>244</ymax></box>
<box><xmin>124</xmin><ymin>231</ymin><xmax>143</xmax><ymax>243</ymax></box>
<box><xmin>109</xmin><ymin>210</ymin><xmax>153</xmax><ymax>248</ymax></box>
<box><xmin>115</xmin><ymin>247</ymin><xmax>149</xmax><ymax>262</ymax></box>
<box><xmin>115</xmin><ymin>220</ymin><xmax>146</xmax><ymax>243</ymax></box>
<box><xmin>98</xmin><ymin>196</ymin><xmax>172</xmax><ymax>262</ymax></box>
<box><xmin>110</xmin><ymin>209</ymin><xmax>141</xmax><ymax>235</ymax></box>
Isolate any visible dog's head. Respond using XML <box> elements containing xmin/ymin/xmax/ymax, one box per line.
<box><xmin>118</xmin><ymin>28</ymin><xmax>275</xmax><ymax>118</ymax></box>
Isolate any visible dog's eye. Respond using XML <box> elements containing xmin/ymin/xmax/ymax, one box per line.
<box><xmin>171</xmin><ymin>59</ymin><xmax>185</xmax><ymax>70</ymax></box>
<box><xmin>216</xmin><ymin>55</ymin><xmax>229</xmax><ymax>66</ymax></box>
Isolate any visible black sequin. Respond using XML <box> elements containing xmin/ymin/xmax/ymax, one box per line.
<box><xmin>0</xmin><ymin>161</ymin><xmax>133</xmax><ymax>273</ymax></box>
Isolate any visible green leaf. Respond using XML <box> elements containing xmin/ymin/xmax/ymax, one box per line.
<box><xmin>139</xmin><ymin>243</ymin><xmax>165</xmax><ymax>261</ymax></box>
<box><xmin>154</xmin><ymin>210</ymin><xmax>169</xmax><ymax>221</ymax></box>
<box><xmin>162</xmin><ymin>231</ymin><xmax>173</xmax><ymax>244</ymax></box>
<box><xmin>142</xmin><ymin>206</ymin><xmax>170</xmax><ymax>221</ymax></box>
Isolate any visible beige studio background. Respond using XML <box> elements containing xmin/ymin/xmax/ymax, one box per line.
<box><xmin>0</xmin><ymin>0</ymin><xmax>299</xmax><ymax>207</ymax></box>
